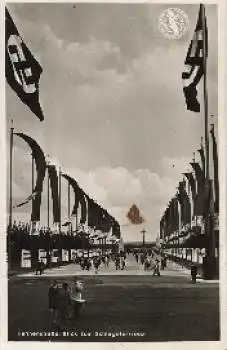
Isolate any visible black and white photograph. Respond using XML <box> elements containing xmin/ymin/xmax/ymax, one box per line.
<box><xmin>5</xmin><ymin>2</ymin><xmax>220</xmax><ymax>343</ymax></box>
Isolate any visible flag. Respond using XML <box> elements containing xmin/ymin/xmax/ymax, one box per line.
<box><xmin>5</xmin><ymin>8</ymin><xmax>44</xmax><ymax>121</ymax></box>
<box><xmin>13</xmin><ymin>191</ymin><xmax>38</xmax><ymax>209</ymax></box>
<box><xmin>112</xmin><ymin>220</ymin><xmax>121</xmax><ymax>239</ymax></box>
<box><xmin>61</xmin><ymin>174</ymin><xmax>87</xmax><ymax>223</ymax></box>
<box><xmin>198</xmin><ymin>144</ymin><xmax>205</xmax><ymax>175</ymax></box>
<box><xmin>127</xmin><ymin>204</ymin><xmax>145</xmax><ymax>224</ymax></box>
<box><xmin>190</xmin><ymin>161</ymin><xmax>205</xmax><ymax>216</ymax></box>
<box><xmin>14</xmin><ymin>133</ymin><xmax>46</xmax><ymax>221</ymax></box>
<box><xmin>184</xmin><ymin>172</ymin><xmax>196</xmax><ymax>203</ymax></box>
<box><xmin>210</xmin><ymin>124</ymin><xmax>219</xmax><ymax>212</ymax></box>
<box><xmin>177</xmin><ymin>181</ymin><xmax>191</xmax><ymax>226</ymax></box>
<box><xmin>182</xmin><ymin>4</ymin><xmax>208</xmax><ymax>112</ymax></box>
<box><xmin>48</xmin><ymin>165</ymin><xmax>60</xmax><ymax>223</ymax></box>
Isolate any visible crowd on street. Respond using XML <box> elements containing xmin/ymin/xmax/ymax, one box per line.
<box><xmin>131</xmin><ymin>250</ymin><xmax>167</xmax><ymax>276</ymax></box>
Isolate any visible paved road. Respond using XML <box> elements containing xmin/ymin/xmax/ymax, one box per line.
<box><xmin>8</xmin><ymin>254</ymin><xmax>219</xmax><ymax>342</ymax></box>
<box><xmin>16</xmin><ymin>254</ymin><xmax>217</xmax><ymax>283</ymax></box>
<box><xmin>17</xmin><ymin>254</ymin><xmax>192</xmax><ymax>277</ymax></box>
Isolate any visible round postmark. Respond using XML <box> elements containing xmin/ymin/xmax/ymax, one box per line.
<box><xmin>158</xmin><ymin>8</ymin><xmax>189</xmax><ymax>40</ymax></box>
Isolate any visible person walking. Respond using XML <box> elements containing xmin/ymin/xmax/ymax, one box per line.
<box><xmin>153</xmin><ymin>258</ymin><xmax>161</xmax><ymax>276</ymax></box>
<box><xmin>144</xmin><ymin>256</ymin><xmax>150</xmax><ymax>271</ymax></box>
<box><xmin>161</xmin><ymin>256</ymin><xmax>165</xmax><ymax>270</ymax></box>
<box><xmin>93</xmin><ymin>257</ymin><xmax>100</xmax><ymax>274</ymax></box>
<box><xmin>70</xmin><ymin>278</ymin><xmax>85</xmax><ymax>317</ymax></box>
<box><xmin>35</xmin><ymin>259</ymin><xmax>44</xmax><ymax>275</ymax></box>
<box><xmin>191</xmin><ymin>263</ymin><xmax>198</xmax><ymax>283</ymax></box>
<box><xmin>121</xmin><ymin>257</ymin><xmax>126</xmax><ymax>270</ymax></box>
<box><xmin>55</xmin><ymin>283</ymin><xmax>71</xmax><ymax>331</ymax></box>
<box><xmin>48</xmin><ymin>280</ymin><xmax>59</xmax><ymax>324</ymax></box>
<box><xmin>115</xmin><ymin>255</ymin><xmax>120</xmax><ymax>270</ymax></box>
<box><xmin>140</xmin><ymin>254</ymin><xmax>145</xmax><ymax>265</ymax></box>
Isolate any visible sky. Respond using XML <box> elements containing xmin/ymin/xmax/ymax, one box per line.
<box><xmin>6</xmin><ymin>3</ymin><xmax>218</xmax><ymax>242</ymax></box>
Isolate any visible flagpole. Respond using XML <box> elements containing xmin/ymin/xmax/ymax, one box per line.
<box><xmin>201</xmin><ymin>4</ymin><xmax>209</xmax><ymax>181</ymax></box>
<box><xmin>201</xmin><ymin>4</ymin><xmax>210</xmax><ymax>246</ymax></box>
<box><xmin>30</xmin><ymin>152</ymin><xmax>35</xmax><ymax>233</ymax></box>
<box><xmin>8</xmin><ymin>121</ymin><xmax>14</xmax><ymax>268</ymax></box>
<box><xmin>68</xmin><ymin>182</ymin><xmax>72</xmax><ymax>234</ymax></box>
<box><xmin>201</xmin><ymin>5</ymin><xmax>216</xmax><ymax>278</ymax></box>
<box><xmin>68</xmin><ymin>182</ymin><xmax>70</xmax><ymax>218</ymax></box>
<box><xmin>59</xmin><ymin>166</ymin><xmax>61</xmax><ymax>234</ymax></box>
<box><xmin>9</xmin><ymin>121</ymin><xmax>14</xmax><ymax>229</ymax></box>
<box><xmin>47</xmin><ymin>163</ymin><xmax>50</xmax><ymax>228</ymax></box>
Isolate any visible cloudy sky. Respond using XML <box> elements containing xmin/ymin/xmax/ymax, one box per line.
<box><xmin>6</xmin><ymin>3</ymin><xmax>218</xmax><ymax>242</ymax></box>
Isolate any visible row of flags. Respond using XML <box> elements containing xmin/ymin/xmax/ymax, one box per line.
<box><xmin>160</xmin><ymin>125</ymin><xmax>218</xmax><ymax>245</ymax></box>
<box><xmin>160</xmin><ymin>4</ymin><xmax>219</xmax><ymax>250</ymax></box>
<box><xmin>6</xmin><ymin>4</ymin><xmax>208</xmax><ymax>121</ymax></box>
<box><xmin>12</xmin><ymin>132</ymin><xmax>121</xmax><ymax>239</ymax></box>
<box><xmin>6</xmin><ymin>6</ymin><xmax>121</xmax><ymax>239</ymax></box>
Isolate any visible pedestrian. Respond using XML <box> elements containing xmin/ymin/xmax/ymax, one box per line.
<box><xmin>104</xmin><ymin>255</ymin><xmax>109</xmax><ymax>268</ymax></box>
<box><xmin>191</xmin><ymin>263</ymin><xmax>198</xmax><ymax>283</ymax></box>
<box><xmin>140</xmin><ymin>254</ymin><xmax>145</xmax><ymax>265</ymax></box>
<box><xmin>121</xmin><ymin>257</ymin><xmax>126</xmax><ymax>270</ymax></box>
<box><xmin>35</xmin><ymin>259</ymin><xmax>43</xmax><ymax>275</ymax></box>
<box><xmin>144</xmin><ymin>257</ymin><xmax>150</xmax><ymax>270</ymax></box>
<box><xmin>93</xmin><ymin>257</ymin><xmax>100</xmax><ymax>274</ymax></box>
<box><xmin>40</xmin><ymin>259</ymin><xmax>45</xmax><ymax>275</ymax></box>
<box><xmin>115</xmin><ymin>256</ymin><xmax>120</xmax><ymax>270</ymax></box>
<box><xmin>161</xmin><ymin>257</ymin><xmax>165</xmax><ymax>270</ymax></box>
<box><xmin>164</xmin><ymin>255</ymin><xmax>167</xmax><ymax>268</ymax></box>
<box><xmin>55</xmin><ymin>282</ymin><xmax>71</xmax><ymax>331</ymax></box>
<box><xmin>70</xmin><ymin>278</ymin><xmax>85</xmax><ymax>317</ymax></box>
<box><xmin>153</xmin><ymin>259</ymin><xmax>161</xmax><ymax>276</ymax></box>
<box><xmin>48</xmin><ymin>280</ymin><xmax>59</xmax><ymax>323</ymax></box>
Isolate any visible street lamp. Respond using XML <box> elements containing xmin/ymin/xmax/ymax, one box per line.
<box><xmin>141</xmin><ymin>228</ymin><xmax>146</xmax><ymax>247</ymax></box>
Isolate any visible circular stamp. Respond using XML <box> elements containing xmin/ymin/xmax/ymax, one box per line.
<box><xmin>158</xmin><ymin>8</ymin><xmax>189</xmax><ymax>40</ymax></box>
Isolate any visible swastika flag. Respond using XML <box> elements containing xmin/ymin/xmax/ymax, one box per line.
<box><xmin>182</xmin><ymin>4</ymin><xmax>208</xmax><ymax>113</ymax></box>
<box><xmin>5</xmin><ymin>8</ymin><xmax>44</xmax><ymax>121</ymax></box>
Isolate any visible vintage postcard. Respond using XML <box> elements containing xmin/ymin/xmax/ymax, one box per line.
<box><xmin>2</xmin><ymin>0</ymin><xmax>226</xmax><ymax>347</ymax></box>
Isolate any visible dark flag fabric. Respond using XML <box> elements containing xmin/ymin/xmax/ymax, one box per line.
<box><xmin>61</xmin><ymin>174</ymin><xmax>87</xmax><ymax>224</ymax></box>
<box><xmin>127</xmin><ymin>204</ymin><xmax>144</xmax><ymax>224</ymax></box>
<box><xmin>101</xmin><ymin>209</ymin><xmax>112</xmax><ymax>233</ymax></box>
<box><xmin>177</xmin><ymin>181</ymin><xmax>191</xmax><ymax>226</ymax></box>
<box><xmin>112</xmin><ymin>220</ymin><xmax>121</xmax><ymax>239</ymax></box>
<box><xmin>86</xmin><ymin>196</ymin><xmax>98</xmax><ymax>228</ymax></box>
<box><xmin>13</xmin><ymin>191</ymin><xmax>38</xmax><ymax>209</ymax></box>
<box><xmin>190</xmin><ymin>161</ymin><xmax>205</xmax><ymax>216</ymax></box>
<box><xmin>48</xmin><ymin>165</ymin><xmax>60</xmax><ymax>223</ymax></box>
<box><xmin>184</xmin><ymin>172</ymin><xmax>196</xmax><ymax>205</ymax></box>
<box><xmin>198</xmin><ymin>144</ymin><xmax>205</xmax><ymax>175</ymax></box>
<box><xmin>14</xmin><ymin>133</ymin><xmax>46</xmax><ymax>221</ymax></box>
<box><xmin>210</xmin><ymin>125</ymin><xmax>219</xmax><ymax>212</ymax></box>
<box><xmin>182</xmin><ymin>4</ymin><xmax>208</xmax><ymax>112</ymax></box>
<box><xmin>5</xmin><ymin>8</ymin><xmax>44</xmax><ymax>121</ymax></box>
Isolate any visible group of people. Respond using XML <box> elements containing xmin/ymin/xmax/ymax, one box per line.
<box><xmin>114</xmin><ymin>255</ymin><xmax>126</xmax><ymax>270</ymax></box>
<box><xmin>133</xmin><ymin>251</ymin><xmax>167</xmax><ymax>276</ymax></box>
<box><xmin>48</xmin><ymin>278</ymin><xmax>85</xmax><ymax>331</ymax></box>
<box><xmin>74</xmin><ymin>253</ymin><xmax>127</xmax><ymax>273</ymax></box>
<box><xmin>76</xmin><ymin>254</ymin><xmax>111</xmax><ymax>273</ymax></box>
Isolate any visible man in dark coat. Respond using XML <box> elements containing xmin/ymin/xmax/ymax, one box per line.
<box><xmin>191</xmin><ymin>263</ymin><xmax>198</xmax><ymax>283</ymax></box>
